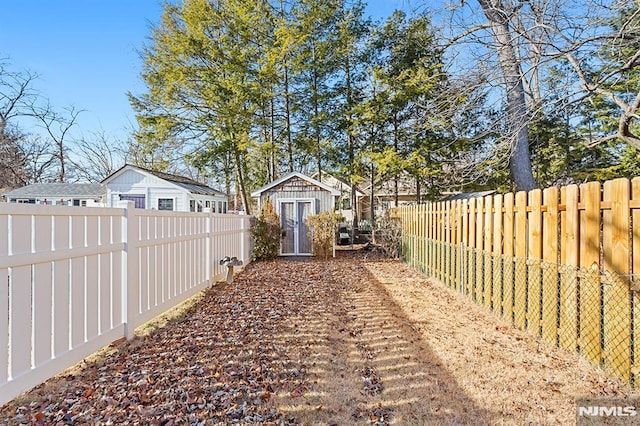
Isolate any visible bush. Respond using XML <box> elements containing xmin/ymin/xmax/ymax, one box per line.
<box><xmin>251</xmin><ymin>199</ymin><xmax>281</xmax><ymax>261</ymax></box>
<box><xmin>306</xmin><ymin>211</ymin><xmax>343</xmax><ymax>260</ymax></box>
<box><xmin>375</xmin><ymin>211</ymin><xmax>403</xmax><ymax>258</ymax></box>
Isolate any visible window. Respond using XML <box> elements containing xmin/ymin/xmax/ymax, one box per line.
<box><xmin>189</xmin><ymin>200</ymin><xmax>196</xmax><ymax>212</ymax></box>
<box><xmin>205</xmin><ymin>201</ymin><xmax>210</xmax><ymax>208</ymax></box>
<box><xmin>341</xmin><ymin>197</ymin><xmax>351</xmax><ymax>210</ymax></box>
<box><xmin>158</xmin><ymin>198</ymin><xmax>174</xmax><ymax>211</ymax></box>
<box><xmin>217</xmin><ymin>201</ymin><xmax>223</xmax><ymax>213</ymax></box>
<box><xmin>223</xmin><ymin>202</ymin><xmax>227</xmax><ymax>213</ymax></box>
<box><xmin>73</xmin><ymin>199</ymin><xmax>81</xmax><ymax>206</ymax></box>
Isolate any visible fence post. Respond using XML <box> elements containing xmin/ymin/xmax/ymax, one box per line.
<box><xmin>120</xmin><ymin>201</ymin><xmax>138</xmax><ymax>340</ymax></box>
<box><xmin>206</xmin><ymin>211</ymin><xmax>212</xmax><ymax>285</ymax></box>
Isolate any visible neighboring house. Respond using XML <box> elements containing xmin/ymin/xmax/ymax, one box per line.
<box><xmin>102</xmin><ymin>164</ymin><xmax>229</xmax><ymax>213</ymax></box>
<box><xmin>1</xmin><ymin>183</ymin><xmax>107</xmax><ymax>206</ymax></box>
<box><xmin>439</xmin><ymin>190</ymin><xmax>497</xmax><ymax>202</ymax></box>
<box><xmin>251</xmin><ymin>172</ymin><xmax>340</xmax><ymax>256</ymax></box>
<box><xmin>314</xmin><ymin>172</ymin><xmax>365</xmax><ymax>224</ymax></box>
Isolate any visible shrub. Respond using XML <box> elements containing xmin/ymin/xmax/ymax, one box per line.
<box><xmin>251</xmin><ymin>199</ymin><xmax>281</xmax><ymax>261</ymax></box>
<box><xmin>306</xmin><ymin>211</ymin><xmax>344</xmax><ymax>260</ymax></box>
<box><xmin>375</xmin><ymin>210</ymin><xmax>403</xmax><ymax>258</ymax></box>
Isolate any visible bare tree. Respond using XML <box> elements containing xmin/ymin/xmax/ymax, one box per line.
<box><xmin>0</xmin><ymin>60</ymin><xmax>38</xmax><ymax>127</ymax></box>
<box><xmin>71</xmin><ymin>130</ymin><xmax>129</xmax><ymax>181</ymax></box>
<box><xmin>29</xmin><ymin>102</ymin><xmax>83</xmax><ymax>183</ymax></box>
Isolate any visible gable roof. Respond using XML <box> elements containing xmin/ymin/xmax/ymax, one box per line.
<box><xmin>251</xmin><ymin>172</ymin><xmax>341</xmax><ymax>197</ymax></box>
<box><xmin>103</xmin><ymin>164</ymin><xmax>227</xmax><ymax>197</ymax></box>
<box><xmin>312</xmin><ymin>171</ymin><xmax>366</xmax><ymax>197</ymax></box>
<box><xmin>2</xmin><ymin>183</ymin><xmax>106</xmax><ymax>199</ymax></box>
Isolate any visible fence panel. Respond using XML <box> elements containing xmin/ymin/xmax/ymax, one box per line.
<box><xmin>1</xmin><ymin>203</ymin><xmax>251</xmax><ymax>405</ymax></box>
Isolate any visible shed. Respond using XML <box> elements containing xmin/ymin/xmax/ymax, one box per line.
<box><xmin>102</xmin><ymin>164</ymin><xmax>228</xmax><ymax>213</ymax></box>
<box><xmin>251</xmin><ymin>172</ymin><xmax>340</xmax><ymax>256</ymax></box>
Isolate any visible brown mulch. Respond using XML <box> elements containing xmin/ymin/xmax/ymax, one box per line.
<box><xmin>0</xmin><ymin>251</ymin><xmax>631</xmax><ymax>425</ymax></box>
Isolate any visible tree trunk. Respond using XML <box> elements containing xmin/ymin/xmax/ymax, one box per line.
<box><xmin>233</xmin><ymin>148</ymin><xmax>251</xmax><ymax>215</ymax></box>
<box><xmin>270</xmin><ymin>96</ymin><xmax>276</xmax><ymax>181</ymax></box>
<box><xmin>393</xmin><ymin>116</ymin><xmax>399</xmax><ymax>206</ymax></box>
<box><xmin>478</xmin><ymin>0</ymin><xmax>537</xmax><ymax>191</ymax></box>
<box><xmin>284</xmin><ymin>63</ymin><xmax>294</xmax><ymax>173</ymax></box>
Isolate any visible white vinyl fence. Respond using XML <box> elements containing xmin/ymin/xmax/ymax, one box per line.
<box><xmin>0</xmin><ymin>202</ymin><xmax>252</xmax><ymax>404</ymax></box>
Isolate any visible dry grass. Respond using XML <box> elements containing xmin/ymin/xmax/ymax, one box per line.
<box><xmin>273</xmin><ymin>253</ymin><xmax>631</xmax><ymax>425</ymax></box>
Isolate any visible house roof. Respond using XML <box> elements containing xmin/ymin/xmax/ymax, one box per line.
<box><xmin>103</xmin><ymin>164</ymin><xmax>227</xmax><ymax>197</ymax></box>
<box><xmin>251</xmin><ymin>172</ymin><xmax>341</xmax><ymax>197</ymax></box>
<box><xmin>313</xmin><ymin>171</ymin><xmax>366</xmax><ymax>197</ymax></box>
<box><xmin>439</xmin><ymin>190</ymin><xmax>497</xmax><ymax>201</ymax></box>
<box><xmin>2</xmin><ymin>183</ymin><xmax>106</xmax><ymax>199</ymax></box>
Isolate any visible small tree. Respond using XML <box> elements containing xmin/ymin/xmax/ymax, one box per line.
<box><xmin>306</xmin><ymin>211</ymin><xmax>343</xmax><ymax>260</ymax></box>
<box><xmin>251</xmin><ymin>198</ymin><xmax>281</xmax><ymax>261</ymax></box>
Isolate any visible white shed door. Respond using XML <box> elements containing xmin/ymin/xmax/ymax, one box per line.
<box><xmin>280</xmin><ymin>200</ymin><xmax>314</xmax><ymax>255</ymax></box>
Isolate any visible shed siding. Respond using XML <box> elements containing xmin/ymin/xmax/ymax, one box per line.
<box><xmin>262</xmin><ymin>189</ymin><xmax>334</xmax><ymax>213</ymax></box>
<box><xmin>259</xmin><ymin>175</ymin><xmax>336</xmax><ymax>213</ymax></box>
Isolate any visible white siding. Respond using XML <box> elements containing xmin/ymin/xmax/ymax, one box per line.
<box><xmin>105</xmin><ymin>168</ymin><xmax>227</xmax><ymax>212</ymax></box>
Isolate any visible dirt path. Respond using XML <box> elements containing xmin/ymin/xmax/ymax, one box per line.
<box><xmin>1</xmin><ymin>252</ymin><xmax>630</xmax><ymax>425</ymax></box>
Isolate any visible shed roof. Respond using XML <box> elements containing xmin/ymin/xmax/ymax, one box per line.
<box><xmin>251</xmin><ymin>172</ymin><xmax>341</xmax><ymax>197</ymax></box>
<box><xmin>2</xmin><ymin>183</ymin><xmax>106</xmax><ymax>199</ymax></box>
<box><xmin>103</xmin><ymin>164</ymin><xmax>227</xmax><ymax>197</ymax></box>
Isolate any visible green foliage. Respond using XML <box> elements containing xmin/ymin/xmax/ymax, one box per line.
<box><xmin>306</xmin><ymin>211</ymin><xmax>344</xmax><ymax>260</ymax></box>
<box><xmin>250</xmin><ymin>199</ymin><xmax>281</xmax><ymax>261</ymax></box>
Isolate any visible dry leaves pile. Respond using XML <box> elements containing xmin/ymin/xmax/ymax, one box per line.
<box><xmin>1</xmin><ymin>250</ymin><xmax>633</xmax><ymax>425</ymax></box>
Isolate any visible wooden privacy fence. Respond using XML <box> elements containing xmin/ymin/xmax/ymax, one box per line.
<box><xmin>393</xmin><ymin>177</ymin><xmax>640</xmax><ymax>386</ymax></box>
<box><xmin>0</xmin><ymin>202</ymin><xmax>251</xmax><ymax>404</ymax></box>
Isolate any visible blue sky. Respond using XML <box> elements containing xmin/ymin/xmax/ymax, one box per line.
<box><xmin>0</xmin><ymin>1</ymin><xmax>411</xmax><ymax>142</ymax></box>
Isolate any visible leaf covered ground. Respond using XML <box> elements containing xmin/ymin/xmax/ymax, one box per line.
<box><xmin>1</xmin><ymin>250</ymin><xmax>631</xmax><ymax>425</ymax></box>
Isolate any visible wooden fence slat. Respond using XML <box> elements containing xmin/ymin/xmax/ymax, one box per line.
<box><xmin>503</xmin><ymin>193</ymin><xmax>515</xmax><ymax>322</ymax></box>
<box><xmin>492</xmin><ymin>194</ymin><xmax>504</xmax><ymax>316</ymax></box>
<box><xmin>579</xmin><ymin>181</ymin><xmax>602</xmax><ymax>364</ymax></box>
<box><xmin>422</xmin><ymin>204</ymin><xmax>427</xmax><ymax>274</ymax></box>
<box><xmin>514</xmin><ymin>191</ymin><xmax>528</xmax><ymax>330</ymax></box>
<box><xmin>560</xmin><ymin>185</ymin><xmax>579</xmax><ymax>352</ymax></box>
<box><xmin>602</xmin><ymin>178</ymin><xmax>631</xmax><ymax>382</ymax></box>
<box><xmin>445</xmin><ymin>200</ymin><xmax>452</xmax><ymax>287</ymax></box>
<box><xmin>468</xmin><ymin>198</ymin><xmax>477</xmax><ymax>300</ymax></box>
<box><xmin>527</xmin><ymin>189</ymin><xmax>543</xmax><ymax>336</ymax></box>
<box><xmin>541</xmin><ymin>187</ymin><xmax>559</xmax><ymax>346</ymax></box>
<box><xmin>455</xmin><ymin>200</ymin><xmax>463</xmax><ymax>291</ymax></box>
<box><xmin>475</xmin><ymin>197</ymin><xmax>484</xmax><ymax>304</ymax></box>
<box><xmin>483</xmin><ymin>195</ymin><xmax>493</xmax><ymax>309</ymax></box>
<box><xmin>462</xmin><ymin>199</ymin><xmax>469</xmax><ymax>296</ymax></box>
<box><xmin>438</xmin><ymin>201</ymin><xmax>445</xmax><ymax>281</ymax></box>
<box><xmin>428</xmin><ymin>203</ymin><xmax>434</xmax><ymax>277</ymax></box>
<box><xmin>633</xmin><ymin>178</ymin><xmax>640</xmax><ymax>383</ymax></box>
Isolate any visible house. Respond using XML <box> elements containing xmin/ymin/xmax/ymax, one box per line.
<box><xmin>251</xmin><ymin>172</ymin><xmax>340</xmax><ymax>256</ymax></box>
<box><xmin>314</xmin><ymin>172</ymin><xmax>365</xmax><ymax>225</ymax></box>
<box><xmin>102</xmin><ymin>164</ymin><xmax>229</xmax><ymax>213</ymax></box>
<box><xmin>1</xmin><ymin>183</ymin><xmax>106</xmax><ymax>206</ymax></box>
